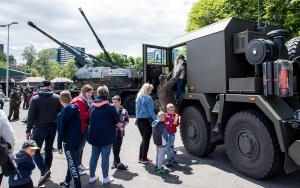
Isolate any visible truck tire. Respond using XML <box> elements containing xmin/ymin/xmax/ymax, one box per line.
<box><xmin>286</xmin><ymin>37</ymin><xmax>300</xmax><ymax>60</ymax></box>
<box><xmin>224</xmin><ymin>110</ymin><xmax>284</xmax><ymax>179</ymax></box>
<box><xmin>180</xmin><ymin>106</ymin><xmax>216</xmax><ymax>157</ymax></box>
<box><xmin>123</xmin><ymin>94</ymin><xmax>136</xmax><ymax>115</ymax></box>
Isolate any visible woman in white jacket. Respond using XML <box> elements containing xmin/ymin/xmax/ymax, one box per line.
<box><xmin>0</xmin><ymin>110</ymin><xmax>16</xmax><ymax>185</ymax></box>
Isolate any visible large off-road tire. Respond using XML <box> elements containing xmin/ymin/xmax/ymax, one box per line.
<box><xmin>180</xmin><ymin>106</ymin><xmax>216</xmax><ymax>157</ymax></box>
<box><xmin>286</xmin><ymin>37</ymin><xmax>300</xmax><ymax>60</ymax></box>
<box><xmin>224</xmin><ymin>110</ymin><xmax>284</xmax><ymax>179</ymax></box>
<box><xmin>123</xmin><ymin>94</ymin><xmax>136</xmax><ymax>115</ymax></box>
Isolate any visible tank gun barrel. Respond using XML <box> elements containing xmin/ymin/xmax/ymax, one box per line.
<box><xmin>78</xmin><ymin>7</ymin><xmax>116</xmax><ymax>68</ymax></box>
<box><xmin>27</xmin><ymin>21</ymin><xmax>93</xmax><ymax>68</ymax></box>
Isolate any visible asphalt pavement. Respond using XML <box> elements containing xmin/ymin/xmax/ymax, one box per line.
<box><xmin>1</xmin><ymin>103</ymin><xmax>300</xmax><ymax>188</ymax></box>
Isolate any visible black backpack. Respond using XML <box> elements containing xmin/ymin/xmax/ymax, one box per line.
<box><xmin>0</xmin><ymin>137</ymin><xmax>11</xmax><ymax>165</ymax></box>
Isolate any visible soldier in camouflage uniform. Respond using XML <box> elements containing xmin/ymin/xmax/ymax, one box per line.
<box><xmin>157</xmin><ymin>66</ymin><xmax>184</xmax><ymax>112</ymax></box>
<box><xmin>8</xmin><ymin>87</ymin><xmax>21</xmax><ymax>121</ymax></box>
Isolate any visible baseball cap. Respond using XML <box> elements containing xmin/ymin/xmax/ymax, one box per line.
<box><xmin>40</xmin><ymin>80</ymin><xmax>52</xmax><ymax>87</ymax></box>
<box><xmin>159</xmin><ymin>74</ymin><xmax>167</xmax><ymax>82</ymax></box>
<box><xmin>22</xmin><ymin>140</ymin><xmax>40</xmax><ymax>150</ymax></box>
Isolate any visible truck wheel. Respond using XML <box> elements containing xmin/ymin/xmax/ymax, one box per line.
<box><xmin>123</xmin><ymin>94</ymin><xmax>136</xmax><ymax>115</ymax></box>
<box><xmin>286</xmin><ymin>37</ymin><xmax>300</xmax><ymax>60</ymax></box>
<box><xmin>180</xmin><ymin>106</ymin><xmax>215</xmax><ymax>156</ymax></box>
<box><xmin>224</xmin><ymin>110</ymin><xmax>284</xmax><ymax>179</ymax></box>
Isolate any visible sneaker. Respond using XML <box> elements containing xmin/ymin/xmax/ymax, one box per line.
<box><xmin>59</xmin><ymin>181</ymin><xmax>70</xmax><ymax>188</ymax></box>
<box><xmin>89</xmin><ymin>175</ymin><xmax>99</xmax><ymax>184</ymax></box>
<box><xmin>138</xmin><ymin>158</ymin><xmax>142</xmax><ymax>163</ymax></box>
<box><xmin>38</xmin><ymin>171</ymin><xmax>51</xmax><ymax>187</ymax></box>
<box><xmin>165</xmin><ymin>161</ymin><xmax>174</xmax><ymax>167</ymax></box>
<box><xmin>117</xmin><ymin>163</ymin><xmax>128</xmax><ymax>170</ymax></box>
<box><xmin>102</xmin><ymin>176</ymin><xmax>114</xmax><ymax>184</ymax></box>
<box><xmin>156</xmin><ymin>168</ymin><xmax>167</xmax><ymax>174</ymax></box>
<box><xmin>174</xmin><ymin>150</ymin><xmax>177</xmax><ymax>154</ymax></box>
<box><xmin>78</xmin><ymin>164</ymin><xmax>89</xmax><ymax>171</ymax></box>
<box><xmin>140</xmin><ymin>158</ymin><xmax>152</xmax><ymax>164</ymax></box>
<box><xmin>79</xmin><ymin>169</ymin><xmax>87</xmax><ymax>176</ymax></box>
<box><xmin>111</xmin><ymin>162</ymin><xmax>117</xmax><ymax>169</ymax></box>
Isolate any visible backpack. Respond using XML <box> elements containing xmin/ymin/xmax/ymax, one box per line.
<box><xmin>0</xmin><ymin>137</ymin><xmax>11</xmax><ymax>165</ymax></box>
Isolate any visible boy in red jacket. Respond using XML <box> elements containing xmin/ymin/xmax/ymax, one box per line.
<box><xmin>164</xmin><ymin>103</ymin><xmax>179</xmax><ymax>167</ymax></box>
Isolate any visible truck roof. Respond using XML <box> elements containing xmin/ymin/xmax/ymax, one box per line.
<box><xmin>168</xmin><ymin>17</ymin><xmax>248</xmax><ymax>48</ymax></box>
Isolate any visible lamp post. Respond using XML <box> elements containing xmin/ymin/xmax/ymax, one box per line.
<box><xmin>0</xmin><ymin>22</ymin><xmax>18</xmax><ymax>98</ymax></box>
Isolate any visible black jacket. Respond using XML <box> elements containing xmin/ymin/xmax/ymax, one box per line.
<box><xmin>26</xmin><ymin>89</ymin><xmax>61</xmax><ymax>133</ymax></box>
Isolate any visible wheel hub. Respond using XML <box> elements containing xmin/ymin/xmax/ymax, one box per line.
<box><xmin>187</xmin><ymin>121</ymin><xmax>198</xmax><ymax>142</ymax></box>
<box><xmin>236</xmin><ymin>129</ymin><xmax>259</xmax><ymax>162</ymax></box>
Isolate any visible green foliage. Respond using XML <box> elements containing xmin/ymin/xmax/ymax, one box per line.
<box><xmin>187</xmin><ymin>0</ymin><xmax>300</xmax><ymax>37</ymax></box>
<box><xmin>31</xmin><ymin>49</ymin><xmax>56</xmax><ymax>79</ymax></box>
<box><xmin>22</xmin><ymin>45</ymin><xmax>37</xmax><ymax>67</ymax></box>
<box><xmin>0</xmin><ymin>61</ymin><xmax>5</xmax><ymax>68</ymax></box>
<box><xmin>0</xmin><ymin>52</ymin><xmax>6</xmax><ymax>62</ymax></box>
<box><xmin>133</xmin><ymin>57</ymin><xmax>143</xmax><ymax>72</ymax></box>
<box><xmin>63</xmin><ymin>60</ymin><xmax>78</xmax><ymax>79</ymax></box>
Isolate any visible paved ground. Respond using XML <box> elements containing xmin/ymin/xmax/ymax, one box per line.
<box><xmin>1</xmin><ymin>103</ymin><xmax>300</xmax><ymax>188</ymax></box>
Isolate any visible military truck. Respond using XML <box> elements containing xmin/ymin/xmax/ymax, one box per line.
<box><xmin>143</xmin><ymin>17</ymin><xmax>300</xmax><ymax>179</ymax></box>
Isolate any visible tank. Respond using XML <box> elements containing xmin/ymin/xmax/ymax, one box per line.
<box><xmin>28</xmin><ymin>21</ymin><xmax>142</xmax><ymax>114</ymax></box>
<box><xmin>143</xmin><ymin>17</ymin><xmax>300</xmax><ymax>179</ymax></box>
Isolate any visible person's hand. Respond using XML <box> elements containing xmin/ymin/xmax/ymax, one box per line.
<box><xmin>58</xmin><ymin>149</ymin><xmax>63</xmax><ymax>154</ymax></box>
<box><xmin>116</xmin><ymin>122</ymin><xmax>122</xmax><ymax>128</ymax></box>
<box><xmin>26</xmin><ymin>132</ymin><xmax>32</xmax><ymax>140</ymax></box>
<box><xmin>180</xmin><ymin>65</ymin><xmax>185</xmax><ymax>70</ymax></box>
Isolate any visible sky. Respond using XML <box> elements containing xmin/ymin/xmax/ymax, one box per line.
<box><xmin>0</xmin><ymin>0</ymin><xmax>198</xmax><ymax>64</ymax></box>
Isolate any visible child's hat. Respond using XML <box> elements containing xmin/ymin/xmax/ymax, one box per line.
<box><xmin>22</xmin><ymin>140</ymin><xmax>40</xmax><ymax>150</ymax></box>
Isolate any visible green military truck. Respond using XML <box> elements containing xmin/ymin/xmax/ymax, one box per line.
<box><xmin>143</xmin><ymin>17</ymin><xmax>300</xmax><ymax>179</ymax></box>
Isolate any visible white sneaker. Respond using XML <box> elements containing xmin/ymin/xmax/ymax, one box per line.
<box><xmin>78</xmin><ymin>164</ymin><xmax>89</xmax><ymax>171</ymax></box>
<box><xmin>79</xmin><ymin>169</ymin><xmax>87</xmax><ymax>176</ymax></box>
<box><xmin>102</xmin><ymin>176</ymin><xmax>114</xmax><ymax>184</ymax></box>
<box><xmin>89</xmin><ymin>175</ymin><xmax>99</xmax><ymax>184</ymax></box>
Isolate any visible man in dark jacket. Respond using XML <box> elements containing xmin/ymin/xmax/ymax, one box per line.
<box><xmin>87</xmin><ymin>85</ymin><xmax>121</xmax><ymax>185</ymax></box>
<box><xmin>25</xmin><ymin>80</ymin><xmax>61</xmax><ymax>187</ymax></box>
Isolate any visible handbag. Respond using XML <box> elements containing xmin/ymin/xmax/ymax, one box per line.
<box><xmin>1</xmin><ymin>156</ymin><xmax>17</xmax><ymax>177</ymax></box>
<box><xmin>0</xmin><ymin>137</ymin><xmax>11</xmax><ymax>165</ymax></box>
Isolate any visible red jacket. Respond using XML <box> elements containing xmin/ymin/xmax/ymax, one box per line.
<box><xmin>71</xmin><ymin>96</ymin><xmax>90</xmax><ymax>134</ymax></box>
<box><xmin>164</xmin><ymin>113</ymin><xmax>179</xmax><ymax>134</ymax></box>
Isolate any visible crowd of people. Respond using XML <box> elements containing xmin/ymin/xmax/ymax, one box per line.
<box><xmin>0</xmin><ymin>55</ymin><xmax>187</xmax><ymax>187</ymax></box>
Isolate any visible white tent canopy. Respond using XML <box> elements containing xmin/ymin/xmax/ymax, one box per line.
<box><xmin>18</xmin><ymin>77</ymin><xmax>45</xmax><ymax>83</ymax></box>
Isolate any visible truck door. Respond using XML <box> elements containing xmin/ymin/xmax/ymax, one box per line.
<box><xmin>142</xmin><ymin>44</ymin><xmax>172</xmax><ymax>91</ymax></box>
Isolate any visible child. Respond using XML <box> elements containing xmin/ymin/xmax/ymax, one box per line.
<box><xmin>111</xmin><ymin>95</ymin><xmax>129</xmax><ymax>170</ymax></box>
<box><xmin>9</xmin><ymin>140</ymin><xmax>39</xmax><ymax>188</ymax></box>
<box><xmin>57</xmin><ymin>90</ymin><xmax>83</xmax><ymax>188</ymax></box>
<box><xmin>165</xmin><ymin>103</ymin><xmax>179</xmax><ymax>167</ymax></box>
<box><xmin>152</xmin><ymin>111</ymin><xmax>168</xmax><ymax>174</ymax></box>
<box><xmin>172</xmin><ymin>55</ymin><xmax>187</xmax><ymax>101</ymax></box>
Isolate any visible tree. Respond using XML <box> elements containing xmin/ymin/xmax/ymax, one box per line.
<box><xmin>133</xmin><ymin>57</ymin><xmax>143</xmax><ymax>72</ymax></box>
<box><xmin>8</xmin><ymin>55</ymin><xmax>17</xmax><ymax>68</ymax></box>
<box><xmin>22</xmin><ymin>45</ymin><xmax>37</xmax><ymax>67</ymax></box>
<box><xmin>63</xmin><ymin>60</ymin><xmax>78</xmax><ymax>79</ymax></box>
<box><xmin>187</xmin><ymin>0</ymin><xmax>300</xmax><ymax>37</ymax></box>
<box><xmin>31</xmin><ymin>49</ymin><xmax>56</xmax><ymax>79</ymax></box>
<box><xmin>0</xmin><ymin>52</ymin><xmax>6</xmax><ymax>62</ymax></box>
<box><xmin>0</xmin><ymin>61</ymin><xmax>5</xmax><ymax>68</ymax></box>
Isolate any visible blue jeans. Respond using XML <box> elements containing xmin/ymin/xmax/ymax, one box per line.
<box><xmin>64</xmin><ymin>144</ymin><xmax>81</xmax><ymax>188</ymax></box>
<box><xmin>166</xmin><ymin>133</ymin><xmax>175</xmax><ymax>161</ymax></box>
<box><xmin>89</xmin><ymin>144</ymin><xmax>112</xmax><ymax>178</ymax></box>
<box><xmin>176</xmin><ymin>79</ymin><xmax>184</xmax><ymax>100</ymax></box>
<box><xmin>32</xmin><ymin>125</ymin><xmax>56</xmax><ymax>175</ymax></box>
